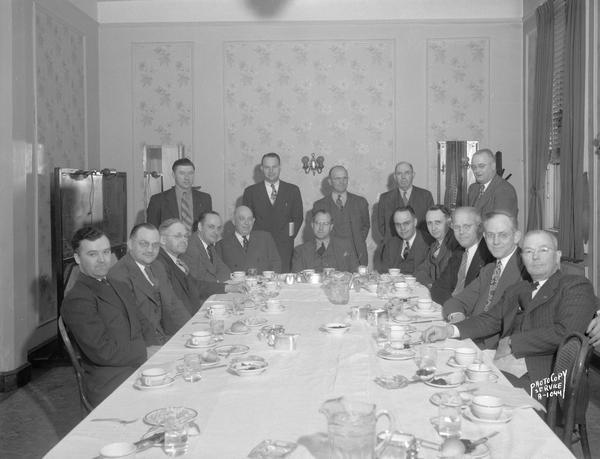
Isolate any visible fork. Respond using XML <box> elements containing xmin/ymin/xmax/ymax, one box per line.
<box><xmin>91</xmin><ymin>417</ymin><xmax>138</xmax><ymax>425</ymax></box>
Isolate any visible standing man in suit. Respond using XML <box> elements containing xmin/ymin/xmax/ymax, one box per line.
<box><xmin>182</xmin><ymin>211</ymin><xmax>231</xmax><ymax>283</ymax></box>
<box><xmin>61</xmin><ymin>227</ymin><xmax>148</xmax><ymax>407</ymax></box>
<box><xmin>415</xmin><ymin>205</ymin><xmax>460</xmax><ymax>288</ymax></box>
<box><xmin>430</xmin><ymin>207</ymin><xmax>495</xmax><ymax>304</ymax></box>
<box><xmin>216</xmin><ymin>206</ymin><xmax>281</xmax><ymax>274</ymax></box>
<box><xmin>146</xmin><ymin>158</ymin><xmax>212</xmax><ymax>230</ymax></box>
<box><xmin>292</xmin><ymin>210</ymin><xmax>359</xmax><ymax>273</ymax></box>
<box><xmin>378</xmin><ymin>162</ymin><xmax>434</xmax><ymax>242</ymax></box>
<box><xmin>243</xmin><ymin>153</ymin><xmax>303</xmax><ymax>272</ymax></box>
<box><xmin>468</xmin><ymin>149</ymin><xmax>518</xmax><ymax>218</ymax></box>
<box><xmin>380</xmin><ymin>206</ymin><xmax>429</xmax><ymax>274</ymax></box>
<box><xmin>443</xmin><ymin>211</ymin><xmax>530</xmax><ymax>348</ymax></box>
<box><xmin>423</xmin><ymin>230</ymin><xmax>596</xmax><ymax>393</ymax></box>
<box><xmin>312</xmin><ymin>165</ymin><xmax>370</xmax><ymax>266</ymax></box>
<box><xmin>156</xmin><ymin>219</ymin><xmax>232</xmax><ymax>315</ymax></box>
<box><xmin>109</xmin><ymin>223</ymin><xmax>191</xmax><ymax>343</ymax></box>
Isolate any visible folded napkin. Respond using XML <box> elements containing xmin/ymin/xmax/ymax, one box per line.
<box><xmin>465</xmin><ymin>382</ymin><xmax>546</xmax><ymax>412</ymax></box>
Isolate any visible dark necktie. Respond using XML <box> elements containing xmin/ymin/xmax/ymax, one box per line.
<box><xmin>144</xmin><ymin>265</ymin><xmax>158</xmax><ymax>286</ymax></box>
<box><xmin>402</xmin><ymin>241</ymin><xmax>410</xmax><ymax>259</ymax></box>
<box><xmin>242</xmin><ymin>235</ymin><xmax>249</xmax><ymax>251</ymax></box>
<box><xmin>176</xmin><ymin>257</ymin><xmax>189</xmax><ymax>275</ymax></box>
<box><xmin>317</xmin><ymin>243</ymin><xmax>326</xmax><ymax>257</ymax></box>
<box><xmin>180</xmin><ymin>191</ymin><xmax>193</xmax><ymax>230</ymax></box>
<box><xmin>483</xmin><ymin>260</ymin><xmax>503</xmax><ymax>311</ymax></box>
<box><xmin>402</xmin><ymin>190</ymin><xmax>408</xmax><ymax>206</ymax></box>
<box><xmin>475</xmin><ymin>184</ymin><xmax>485</xmax><ymax>203</ymax></box>
<box><xmin>336</xmin><ymin>194</ymin><xmax>344</xmax><ymax>210</ymax></box>
<box><xmin>453</xmin><ymin>251</ymin><xmax>469</xmax><ymax>295</ymax></box>
<box><xmin>431</xmin><ymin>240</ymin><xmax>441</xmax><ymax>258</ymax></box>
<box><xmin>207</xmin><ymin>244</ymin><xmax>214</xmax><ymax>264</ymax></box>
<box><xmin>531</xmin><ymin>281</ymin><xmax>540</xmax><ymax>298</ymax></box>
<box><xmin>270</xmin><ymin>183</ymin><xmax>277</xmax><ymax>204</ymax></box>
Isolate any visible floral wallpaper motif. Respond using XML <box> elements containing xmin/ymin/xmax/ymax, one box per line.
<box><xmin>132</xmin><ymin>43</ymin><xmax>193</xmax><ymax>160</ymax></box>
<box><xmin>35</xmin><ymin>7</ymin><xmax>86</xmax><ymax>322</ymax></box>
<box><xmin>427</xmin><ymin>38</ymin><xmax>489</xmax><ymax>145</ymax></box>
<box><xmin>224</xmin><ymin>40</ymin><xmax>395</xmax><ymax>259</ymax></box>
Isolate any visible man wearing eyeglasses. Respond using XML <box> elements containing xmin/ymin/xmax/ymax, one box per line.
<box><xmin>443</xmin><ymin>211</ymin><xmax>530</xmax><ymax>348</ymax></box>
<box><xmin>292</xmin><ymin>210</ymin><xmax>358</xmax><ymax>273</ymax></box>
<box><xmin>423</xmin><ymin>230</ymin><xmax>596</xmax><ymax>391</ymax></box>
<box><xmin>109</xmin><ymin>223</ymin><xmax>191</xmax><ymax>343</ymax></box>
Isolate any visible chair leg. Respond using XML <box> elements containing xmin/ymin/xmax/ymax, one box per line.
<box><xmin>578</xmin><ymin>423</ymin><xmax>591</xmax><ymax>459</ymax></box>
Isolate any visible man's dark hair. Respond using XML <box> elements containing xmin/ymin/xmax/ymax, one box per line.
<box><xmin>312</xmin><ymin>209</ymin><xmax>332</xmax><ymax>222</ymax></box>
<box><xmin>393</xmin><ymin>205</ymin><xmax>417</xmax><ymax>219</ymax></box>
<box><xmin>192</xmin><ymin>211</ymin><xmax>221</xmax><ymax>232</ymax></box>
<box><xmin>129</xmin><ymin>222</ymin><xmax>158</xmax><ymax>239</ymax></box>
<box><xmin>261</xmin><ymin>152</ymin><xmax>281</xmax><ymax>165</ymax></box>
<box><xmin>427</xmin><ymin>204</ymin><xmax>451</xmax><ymax>218</ymax></box>
<box><xmin>483</xmin><ymin>210</ymin><xmax>518</xmax><ymax>232</ymax></box>
<box><xmin>172</xmin><ymin>157</ymin><xmax>195</xmax><ymax>172</ymax></box>
<box><xmin>71</xmin><ymin>226</ymin><xmax>108</xmax><ymax>253</ymax></box>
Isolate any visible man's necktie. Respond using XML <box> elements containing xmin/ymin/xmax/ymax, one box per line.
<box><xmin>176</xmin><ymin>257</ymin><xmax>189</xmax><ymax>275</ymax></box>
<box><xmin>431</xmin><ymin>240</ymin><xmax>441</xmax><ymax>259</ymax></box>
<box><xmin>336</xmin><ymin>194</ymin><xmax>344</xmax><ymax>210</ymax></box>
<box><xmin>483</xmin><ymin>260</ymin><xmax>503</xmax><ymax>311</ymax></box>
<box><xmin>207</xmin><ymin>244</ymin><xmax>214</xmax><ymax>264</ymax></box>
<box><xmin>475</xmin><ymin>184</ymin><xmax>485</xmax><ymax>204</ymax></box>
<box><xmin>402</xmin><ymin>191</ymin><xmax>408</xmax><ymax>206</ymax></box>
<box><xmin>453</xmin><ymin>251</ymin><xmax>469</xmax><ymax>295</ymax></box>
<box><xmin>317</xmin><ymin>243</ymin><xmax>326</xmax><ymax>257</ymax></box>
<box><xmin>531</xmin><ymin>281</ymin><xmax>540</xmax><ymax>298</ymax></box>
<box><xmin>144</xmin><ymin>265</ymin><xmax>158</xmax><ymax>286</ymax></box>
<box><xmin>270</xmin><ymin>183</ymin><xmax>277</xmax><ymax>204</ymax></box>
<box><xmin>242</xmin><ymin>235</ymin><xmax>249</xmax><ymax>251</ymax></box>
<box><xmin>402</xmin><ymin>241</ymin><xmax>410</xmax><ymax>259</ymax></box>
<box><xmin>180</xmin><ymin>191</ymin><xmax>193</xmax><ymax>230</ymax></box>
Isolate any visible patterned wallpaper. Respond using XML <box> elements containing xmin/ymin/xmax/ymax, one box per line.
<box><xmin>223</xmin><ymin>40</ymin><xmax>395</xmax><ymax>258</ymax></box>
<box><xmin>35</xmin><ymin>7</ymin><xmax>86</xmax><ymax>323</ymax></box>
<box><xmin>426</xmin><ymin>38</ymin><xmax>490</xmax><ymax>152</ymax></box>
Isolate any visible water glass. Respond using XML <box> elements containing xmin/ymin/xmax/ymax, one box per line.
<box><xmin>416</xmin><ymin>346</ymin><xmax>437</xmax><ymax>372</ymax></box>
<box><xmin>163</xmin><ymin>415</ymin><xmax>189</xmax><ymax>456</ymax></box>
<box><xmin>437</xmin><ymin>403</ymin><xmax>461</xmax><ymax>439</ymax></box>
<box><xmin>232</xmin><ymin>297</ymin><xmax>245</xmax><ymax>315</ymax></box>
<box><xmin>246</xmin><ymin>267</ymin><xmax>257</xmax><ymax>276</ymax></box>
<box><xmin>210</xmin><ymin>319</ymin><xmax>225</xmax><ymax>341</ymax></box>
<box><xmin>182</xmin><ymin>354</ymin><xmax>203</xmax><ymax>382</ymax></box>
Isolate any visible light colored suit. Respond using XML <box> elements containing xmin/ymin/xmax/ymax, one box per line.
<box><xmin>216</xmin><ymin>230</ymin><xmax>281</xmax><ymax>273</ymax></box>
<box><xmin>182</xmin><ymin>233</ymin><xmax>231</xmax><ymax>283</ymax></box>
<box><xmin>292</xmin><ymin>237</ymin><xmax>359</xmax><ymax>273</ymax></box>
<box><xmin>468</xmin><ymin>174</ymin><xmax>518</xmax><ymax>218</ymax></box>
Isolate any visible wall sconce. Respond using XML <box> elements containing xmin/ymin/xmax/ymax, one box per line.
<box><xmin>301</xmin><ymin>153</ymin><xmax>325</xmax><ymax>175</ymax></box>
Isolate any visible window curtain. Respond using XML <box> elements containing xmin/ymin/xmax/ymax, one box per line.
<box><xmin>527</xmin><ymin>1</ymin><xmax>554</xmax><ymax>232</ymax></box>
<box><xmin>557</xmin><ymin>0</ymin><xmax>585</xmax><ymax>261</ymax></box>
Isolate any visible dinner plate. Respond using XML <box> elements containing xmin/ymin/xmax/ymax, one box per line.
<box><xmin>243</xmin><ymin>317</ymin><xmax>268</xmax><ymax>327</ymax></box>
<box><xmin>133</xmin><ymin>376</ymin><xmax>175</xmax><ymax>391</ymax></box>
<box><xmin>429</xmin><ymin>391</ymin><xmax>473</xmax><ymax>407</ymax></box>
<box><xmin>424</xmin><ymin>372</ymin><xmax>465</xmax><ymax>388</ymax></box>
<box><xmin>229</xmin><ymin>360</ymin><xmax>268</xmax><ymax>376</ymax></box>
<box><xmin>260</xmin><ymin>305</ymin><xmax>287</xmax><ymax>314</ymax></box>
<box><xmin>185</xmin><ymin>340</ymin><xmax>217</xmax><ymax>349</ymax></box>
<box><xmin>214</xmin><ymin>344</ymin><xmax>250</xmax><ymax>357</ymax></box>
<box><xmin>463</xmin><ymin>406</ymin><xmax>513</xmax><ymax>424</ymax></box>
<box><xmin>376</xmin><ymin>349</ymin><xmax>416</xmax><ymax>361</ymax></box>
<box><xmin>144</xmin><ymin>407</ymin><xmax>198</xmax><ymax>426</ymax></box>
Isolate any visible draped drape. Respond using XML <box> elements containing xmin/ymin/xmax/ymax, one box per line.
<box><xmin>557</xmin><ymin>0</ymin><xmax>585</xmax><ymax>261</ymax></box>
<box><xmin>527</xmin><ymin>1</ymin><xmax>554</xmax><ymax>231</ymax></box>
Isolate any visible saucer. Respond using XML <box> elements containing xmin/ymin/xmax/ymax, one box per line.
<box><xmin>243</xmin><ymin>317</ymin><xmax>268</xmax><ymax>327</ymax></box>
<box><xmin>260</xmin><ymin>305</ymin><xmax>286</xmax><ymax>314</ymax></box>
<box><xmin>185</xmin><ymin>339</ymin><xmax>217</xmax><ymax>349</ymax></box>
<box><xmin>134</xmin><ymin>376</ymin><xmax>175</xmax><ymax>391</ymax></box>
<box><xmin>144</xmin><ymin>406</ymin><xmax>198</xmax><ymax>426</ymax></box>
<box><xmin>225</xmin><ymin>328</ymin><xmax>250</xmax><ymax>335</ymax></box>
<box><xmin>447</xmin><ymin>356</ymin><xmax>481</xmax><ymax>368</ymax></box>
<box><xmin>463</xmin><ymin>406</ymin><xmax>513</xmax><ymax>424</ymax></box>
<box><xmin>466</xmin><ymin>373</ymin><xmax>499</xmax><ymax>383</ymax></box>
<box><xmin>229</xmin><ymin>359</ymin><xmax>268</xmax><ymax>376</ymax></box>
<box><xmin>321</xmin><ymin>323</ymin><xmax>350</xmax><ymax>335</ymax></box>
<box><xmin>214</xmin><ymin>344</ymin><xmax>250</xmax><ymax>357</ymax></box>
<box><xmin>423</xmin><ymin>372</ymin><xmax>465</xmax><ymax>388</ymax></box>
<box><xmin>376</xmin><ymin>349</ymin><xmax>416</xmax><ymax>361</ymax></box>
<box><xmin>429</xmin><ymin>391</ymin><xmax>473</xmax><ymax>407</ymax></box>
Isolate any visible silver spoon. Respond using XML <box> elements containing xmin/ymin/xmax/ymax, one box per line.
<box><xmin>91</xmin><ymin>417</ymin><xmax>138</xmax><ymax>425</ymax></box>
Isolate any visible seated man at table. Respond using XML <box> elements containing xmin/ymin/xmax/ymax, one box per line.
<box><xmin>292</xmin><ymin>210</ymin><xmax>359</xmax><ymax>273</ymax></box>
<box><xmin>216</xmin><ymin>205</ymin><xmax>282</xmax><ymax>274</ymax></box>
<box><xmin>61</xmin><ymin>227</ymin><xmax>148</xmax><ymax>407</ymax></box>
<box><xmin>423</xmin><ymin>230</ymin><xmax>596</xmax><ymax>392</ymax></box>
<box><xmin>430</xmin><ymin>207</ymin><xmax>494</xmax><ymax>304</ymax></box>
<box><xmin>156</xmin><ymin>219</ymin><xmax>240</xmax><ymax>315</ymax></box>
<box><xmin>414</xmin><ymin>205</ymin><xmax>460</xmax><ymax>288</ymax></box>
<box><xmin>380</xmin><ymin>206</ymin><xmax>429</xmax><ymax>274</ymax></box>
<box><xmin>182</xmin><ymin>211</ymin><xmax>231</xmax><ymax>283</ymax></box>
<box><xmin>109</xmin><ymin>223</ymin><xmax>191</xmax><ymax>343</ymax></box>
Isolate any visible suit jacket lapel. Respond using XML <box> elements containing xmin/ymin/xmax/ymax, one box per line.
<box><xmin>108</xmin><ymin>278</ymin><xmax>137</xmax><ymax>336</ymax></box>
<box><xmin>166</xmin><ymin>188</ymin><xmax>178</xmax><ymax>216</ymax></box>
<box><xmin>124</xmin><ymin>254</ymin><xmax>159</xmax><ymax>304</ymax></box>
<box><xmin>527</xmin><ymin>273</ymin><xmax>560</xmax><ymax>314</ymax></box>
<box><xmin>197</xmin><ymin>238</ymin><xmax>217</xmax><ymax>275</ymax></box>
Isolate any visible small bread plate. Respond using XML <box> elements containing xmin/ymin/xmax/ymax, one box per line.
<box><xmin>429</xmin><ymin>391</ymin><xmax>473</xmax><ymax>407</ymax></box>
<box><xmin>248</xmin><ymin>439</ymin><xmax>298</xmax><ymax>458</ymax></box>
<box><xmin>214</xmin><ymin>344</ymin><xmax>250</xmax><ymax>357</ymax></box>
<box><xmin>198</xmin><ymin>351</ymin><xmax>221</xmax><ymax>367</ymax></box>
<box><xmin>447</xmin><ymin>356</ymin><xmax>482</xmax><ymax>368</ymax></box>
<box><xmin>243</xmin><ymin>317</ymin><xmax>268</xmax><ymax>328</ymax></box>
<box><xmin>376</xmin><ymin>348</ymin><xmax>416</xmax><ymax>361</ymax></box>
<box><xmin>424</xmin><ymin>372</ymin><xmax>465</xmax><ymax>388</ymax></box>
<box><xmin>225</xmin><ymin>327</ymin><xmax>250</xmax><ymax>335</ymax></box>
<box><xmin>463</xmin><ymin>406</ymin><xmax>514</xmax><ymax>424</ymax></box>
<box><xmin>144</xmin><ymin>406</ymin><xmax>198</xmax><ymax>426</ymax></box>
<box><xmin>466</xmin><ymin>373</ymin><xmax>500</xmax><ymax>384</ymax></box>
<box><xmin>321</xmin><ymin>322</ymin><xmax>351</xmax><ymax>335</ymax></box>
<box><xmin>99</xmin><ymin>442</ymin><xmax>137</xmax><ymax>458</ymax></box>
<box><xmin>391</xmin><ymin>313</ymin><xmax>413</xmax><ymax>324</ymax></box>
<box><xmin>133</xmin><ymin>376</ymin><xmax>175</xmax><ymax>391</ymax></box>
<box><xmin>260</xmin><ymin>305</ymin><xmax>287</xmax><ymax>314</ymax></box>
<box><xmin>229</xmin><ymin>358</ymin><xmax>268</xmax><ymax>376</ymax></box>
<box><xmin>185</xmin><ymin>339</ymin><xmax>217</xmax><ymax>349</ymax></box>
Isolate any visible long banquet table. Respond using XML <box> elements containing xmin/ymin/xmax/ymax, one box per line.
<box><xmin>45</xmin><ymin>282</ymin><xmax>574</xmax><ymax>458</ymax></box>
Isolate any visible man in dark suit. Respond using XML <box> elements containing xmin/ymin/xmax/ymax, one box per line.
<box><xmin>156</xmin><ymin>219</ymin><xmax>228</xmax><ymax>315</ymax></box>
<box><xmin>146</xmin><ymin>158</ymin><xmax>212</xmax><ymax>230</ymax></box>
<box><xmin>424</xmin><ymin>230</ymin><xmax>596</xmax><ymax>393</ymax></box>
<box><xmin>182</xmin><ymin>211</ymin><xmax>232</xmax><ymax>284</ymax></box>
<box><xmin>109</xmin><ymin>223</ymin><xmax>191</xmax><ymax>342</ymax></box>
<box><xmin>415</xmin><ymin>205</ymin><xmax>460</xmax><ymax>287</ymax></box>
<box><xmin>61</xmin><ymin>227</ymin><xmax>148</xmax><ymax>407</ymax></box>
<box><xmin>312</xmin><ymin>165</ymin><xmax>370</xmax><ymax>266</ymax></box>
<box><xmin>292</xmin><ymin>210</ymin><xmax>359</xmax><ymax>273</ymax></box>
<box><xmin>380</xmin><ymin>206</ymin><xmax>429</xmax><ymax>274</ymax></box>
<box><xmin>377</xmin><ymin>162</ymin><xmax>434</xmax><ymax>242</ymax></box>
<box><xmin>443</xmin><ymin>211</ymin><xmax>530</xmax><ymax>348</ymax></box>
<box><xmin>468</xmin><ymin>149</ymin><xmax>518</xmax><ymax>218</ymax></box>
<box><xmin>216</xmin><ymin>206</ymin><xmax>281</xmax><ymax>274</ymax></box>
<box><xmin>243</xmin><ymin>152</ymin><xmax>303</xmax><ymax>272</ymax></box>
<box><xmin>430</xmin><ymin>207</ymin><xmax>494</xmax><ymax>304</ymax></box>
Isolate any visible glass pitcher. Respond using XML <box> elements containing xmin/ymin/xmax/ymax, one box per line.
<box><xmin>320</xmin><ymin>397</ymin><xmax>394</xmax><ymax>459</ymax></box>
<box><xmin>323</xmin><ymin>272</ymin><xmax>352</xmax><ymax>305</ymax></box>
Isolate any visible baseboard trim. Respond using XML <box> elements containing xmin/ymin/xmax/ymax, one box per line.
<box><xmin>0</xmin><ymin>362</ymin><xmax>32</xmax><ymax>392</ymax></box>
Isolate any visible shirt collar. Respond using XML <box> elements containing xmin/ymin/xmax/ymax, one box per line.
<box><xmin>235</xmin><ymin>231</ymin><xmax>250</xmax><ymax>245</ymax></box>
<box><xmin>332</xmin><ymin>191</ymin><xmax>348</xmax><ymax>201</ymax></box>
<box><xmin>399</xmin><ymin>186</ymin><xmax>413</xmax><ymax>198</ymax></box>
<box><xmin>316</xmin><ymin>237</ymin><xmax>330</xmax><ymax>248</ymax></box>
<box><xmin>499</xmin><ymin>247</ymin><xmax>518</xmax><ymax>267</ymax></box>
<box><xmin>265</xmin><ymin>180</ymin><xmax>280</xmax><ymax>192</ymax></box>
<box><xmin>405</xmin><ymin>232</ymin><xmax>417</xmax><ymax>246</ymax></box>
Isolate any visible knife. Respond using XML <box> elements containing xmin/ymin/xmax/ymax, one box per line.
<box><xmin>134</xmin><ymin>432</ymin><xmax>164</xmax><ymax>452</ymax></box>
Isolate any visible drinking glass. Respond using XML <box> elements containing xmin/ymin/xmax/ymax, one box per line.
<box><xmin>416</xmin><ymin>346</ymin><xmax>437</xmax><ymax>372</ymax></box>
<box><xmin>246</xmin><ymin>267</ymin><xmax>257</xmax><ymax>276</ymax></box>
<box><xmin>163</xmin><ymin>414</ymin><xmax>189</xmax><ymax>456</ymax></box>
<box><xmin>182</xmin><ymin>354</ymin><xmax>203</xmax><ymax>382</ymax></box>
<box><xmin>437</xmin><ymin>403</ymin><xmax>461</xmax><ymax>439</ymax></box>
<box><xmin>210</xmin><ymin>319</ymin><xmax>225</xmax><ymax>341</ymax></box>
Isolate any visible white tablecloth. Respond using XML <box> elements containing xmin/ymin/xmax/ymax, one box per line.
<box><xmin>45</xmin><ymin>284</ymin><xmax>573</xmax><ymax>458</ymax></box>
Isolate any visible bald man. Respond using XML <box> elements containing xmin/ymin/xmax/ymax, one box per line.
<box><xmin>468</xmin><ymin>148</ymin><xmax>518</xmax><ymax>218</ymax></box>
<box><xmin>216</xmin><ymin>206</ymin><xmax>282</xmax><ymax>273</ymax></box>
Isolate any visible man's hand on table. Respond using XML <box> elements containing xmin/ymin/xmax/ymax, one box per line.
<box><xmin>447</xmin><ymin>312</ymin><xmax>466</xmax><ymax>324</ymax></box>
<box><xmin>422</xmin><ymin>324</ymin><xmax>454</xmax><ymax>343</ymax></box>
<box><xmin>225</xmin><ymin>283</ymin><xmax>247</xmax><ymax>293</ymax></box>
<box><xmin>494</xmin><ymin>336</ymin><xmax>512</xmax><ymax>359</ymax></box>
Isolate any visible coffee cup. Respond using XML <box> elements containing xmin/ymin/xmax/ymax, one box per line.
<box><xmin>323</xmin><ymin>267</ymin><xmax>336</xmax><ymax>278</ymax></box>
<box><xmin>388</xmin><ymin>268</ymin><xmax>401</xmax><ymax>277</ymax></box>
<box><xmin>231</xmin><ymin>271</ymin><xmax>246</xmax><ymax>282</ymax></box>
<box><xmin>417</xmin><ymin>298</ymin><xmax>433</xmax><ymax>311</ymax></box>
<box><xmin>388</xmin><ymin>324</ymin><xmax>409</xmax><ymax>341</ymax></box>
<box><xmin>264</xmin><ymin>280</ymin><xmax>278</xmax><ymax>292</ymax></box>
<box><xmin>395</xmin><ymin>281</ymin><xmax>408</xmax><ymax>292</ymax></box>
<box><xmin>357</xmin><ymin>265</ymin><xmax>368</xmax><ymax>276</ymax></box>
<box><xmin>190</xmin><ymin>330</ymin><xmax>212</xmax><ymax>346</ymax></box>
<box><xmin>266</xmin><ymin>299</ymin><xmax>282</xmax><ymax>312</ymax></box>
<box><xmin>262</xmin><ymin>270</ymin><xmax>275</xmax><ymax>280</ymax></box>
<box><xmin>471</xmin><ymin>395</ymin><xmax>503</xmax><ymax>420</ymax></box>
<box><xmin>245</xmin><ymin>276</ymin><xmax>258</xmax><ymax>288</ymax></box>
<box><xmin>209</xmin><ymin>304</ymin><xmax>228</xmax><ymax>318</ymax></box>
<box><xmin>466</xmin><ymin>363</ymin><xmax>492</xmax><ymax>382</ymax></box>
<box><xmin>454</xmin><ymin>347</ymin><xmax>477</xmax><ymax>366</ymax></box>
<box><xmin>367</xmin><ymin>282</ymin><xmax>378</xmax><ymax>293</ymax></box>
<box><xmin>404</xmin><ymin>275</ymin><xmax>416</xmax><ymax>287</ymax></box>
<box><xmin>141</xmin><ymin>367</ymin><xmax>168</xmax><ymax>386</ymax></box>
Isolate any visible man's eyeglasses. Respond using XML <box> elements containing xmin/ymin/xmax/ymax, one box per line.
<box><xmin>165</xmin><ymin>233</ymin><xmax>190</xmax><ymax>240</ymax></box>
<box><xmin>522</xmin><ymin>247</ymin><xmax>554</xmax><ymax>257</ymax></box>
